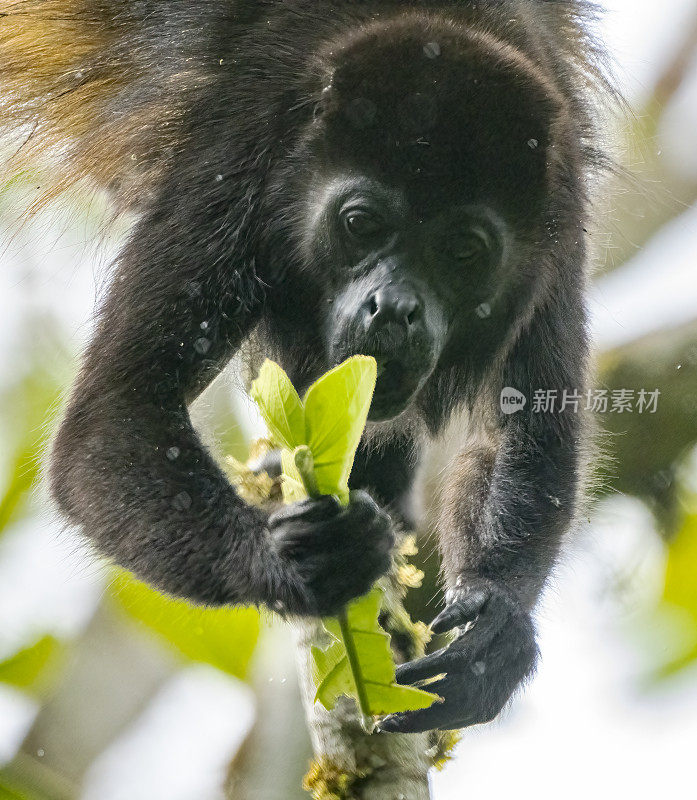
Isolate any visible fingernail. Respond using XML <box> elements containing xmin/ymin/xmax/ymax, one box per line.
<box><xmin>377</xmin><ymin>716</ymin><xmax>400</xmax><ymax>733</ymax></box>
<box><xmin>430</xmin><ymin>607</ymin><xmax>457</xmax><ymax>634</ymax></box>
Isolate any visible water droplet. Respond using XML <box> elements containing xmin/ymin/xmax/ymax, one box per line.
<box><xmin>167</xmin><ymin>447</ymin><xmax>181</xmax><ymax>461</ymax></box>
<box><xmin>200</xmin><ymin>320</ymin><xmax>209</xmax><ymax>330</ymax></box>
<box><xmin>471</xmin><ymin>661</ymin><xmax>487</xmax><ymax>676</ymax></box>
<box><xmin>173</xmin><ymin>491</ymin><xmax>192</xmax><ymax>512</ymax></box>
<box><xmin>423</xmin><ymin>41</ymin><xmax>441</xmax><ymax>59</ymax></box>
<box><xmin>194</xmin><ymin>337</ymin><xmax>212</xmax><ymax>355</ymax></box>
<box><xmin>215</xmin><ymin>174</ymin><xmax>224</xmax><ymax>182</ymax></box>
<box><xmin>676</xmin><ymin>364</ymin><xmax>682</xmax><ymax>370</ymax></box>
<box><xmin>549</xmin><ymin>495</ymin><xmax>562</xmax><ymax>508</ymax></box>
<box><xmin>527</xmin><ymin>138</ymin><xmax>539</xmax><ymax>149</ymax></box>
<box><xmin>37</xmin><ymin>749</ymin><xmax>45</xmax><ymax>758</ymax></box>
<box><xmin>476</xmin><ymin>303</ymin><xmax>492</xmax><ymax>319</ymax></box>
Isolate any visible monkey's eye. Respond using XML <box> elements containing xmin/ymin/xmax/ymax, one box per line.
<box><xmin>342</xmin><ymin>209</ymin><xmax>385</xmax><ymax>240</ymax></box>
<box><xmin>449</xmin><ymin>228</ymin><xmax>491</xmax><ymax>263</ymax></box>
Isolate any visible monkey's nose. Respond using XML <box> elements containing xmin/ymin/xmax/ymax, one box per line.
<box><xmin>367</xmin><ymin>285</ymin><xmax>423</xmax><ymax>330</ymax></box>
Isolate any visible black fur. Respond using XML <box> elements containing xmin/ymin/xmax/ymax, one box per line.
<box><xmin>47</xmin><ymin>1</ymin><xmax>606</xmax><ymax>732</ymax></box>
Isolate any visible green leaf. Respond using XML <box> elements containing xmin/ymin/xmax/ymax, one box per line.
<box><xmin>280</xmin><ymin>448</ymin><xmax>308</xmax><ymax>504</ymax></box>
<box><xmin>0</xmin><ymin>636</ymin><xmax>64</xmax><ymax>695</ymax></box>
<box><xmin>110</xmin><ymin>571</ymin><xmax>260</xmax><ymax>681</ymax></box>
<box><xmin>250</xmin><ymin>360</ymin><xmax>305</xmax><ymax>451</ymax></box>
<box><xmin>249</xmin><ymin>356</ymin><xmax>438</xmax><ymax>725</ymax></box>
<box><xmin>303</xmin><ymin>356</ymin><xmax>377</xmax><ymax>505</ymax></box>
<box><xmin>312</xmin><ymin>590</ymin><xmax>439</xmax><ymax>717</ymax></box>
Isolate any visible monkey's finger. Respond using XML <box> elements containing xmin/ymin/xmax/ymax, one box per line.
<box><xmin>346</xmin><ymin>489</ymin><xmax>381</xmax><ymax>517</ymax></box>
<box><xmin>378</xmin><ymin>686</ymin><xmax>448</xmax><ymax>734</ymax></box>
<box><xmin>268</xmin><ymin>495</ymin><xmax>339</xmax><ymax>526</ymax></box>
<box><xmin>394</xmin><ymin>649</ymin><xmax>451</xmax><ymax>685</ymax></box>
<box><xmin>430</xmin><ymin>588</ymin><xmax>490</xmax><ymax>634</ymax></box>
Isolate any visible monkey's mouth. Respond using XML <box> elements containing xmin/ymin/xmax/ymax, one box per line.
<box><xmin>369</xmin><ymin>359</ymin><xmax>422</xmax><ymax>421</ymax></box>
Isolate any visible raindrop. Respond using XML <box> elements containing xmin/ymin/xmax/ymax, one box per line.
<box><xmin>167</xmin><ymin>447</ymin><xmax>181</xmax><ymax>461</ymax></box>
<box><xmin>200</xmin><ymin>320</ymin><xmax>210</xmax><ymax>330</ymax></box>
<box><xmin>37</xmin><ymin>749</ymin><xmax>45</xmax><ymax>758</ymax></box>
<box><xmin>549</xmin><ymin>495</ymin><xmax>562</xmax><ymax>508</ymax></box>
<box><xmin>423</xmin><ymin>41</ymin><xmax>441</xmax><ymax>59</ymax></box>
<box><xmin>173</xmin><ymin>491</ymin><xmax>192</xmax><ymax>512</ymax></box>
<box><xmin>527</xmin><ymin>138</ymin><xmax>539</xmax><ymax>149</ymax></box>
<box><xmin>676</xmin><ymin>364</ymin><xmax>682</xmax><ymax>370</ymax></box>
<box><xmin>194</xmin><ymin>337</ymin><xmax>212</xmax><ymax>355</ymax></box>
<box><xmin>215</xmin><ymin>174</ymin><xmax>224</xmax><ymax>182</ymax></box>
<box><xmin>471</xmin><ymin>661</ymin><xmax>487</xmax><ymax>676</ymax></box>
<box><xmin>476</xmin><ymin>303</ymin><xmax>492</xmax><ymax>319</ymax></box>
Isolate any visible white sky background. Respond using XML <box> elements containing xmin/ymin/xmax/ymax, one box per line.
<box><xmin>0</xmin><ymin>1</ymin><xmax>697</xmax><ymax>798</ymax></box>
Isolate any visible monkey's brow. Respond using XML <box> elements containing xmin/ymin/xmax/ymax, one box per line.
<box><xmin>311</xmin><ymin>174</ymin><xmax>407</xmax><ymax>215</ymax></box>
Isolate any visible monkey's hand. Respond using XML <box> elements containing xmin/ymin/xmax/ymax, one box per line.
<box><xmin>379</xmin><ymin>579</ymin><xmax>538</xmax><ymax>733</ymax></box>
<box><xmin>267</xmin><ymin>491</ymin><xmax>394</xmax><ymax>618</ymax></box>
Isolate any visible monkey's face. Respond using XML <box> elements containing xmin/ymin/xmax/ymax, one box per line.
<box><xmin>305</xmin><ymin>176</ymin><xmax>508</xmax><ymax>421</ymax></box>
<box><xmin>287</xmin><ymin>17</ymin><xmax>568</xmax><ymax>420</ymax></box>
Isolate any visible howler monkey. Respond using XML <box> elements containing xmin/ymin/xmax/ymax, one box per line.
<box><xmin>1</xmin><ymin>1</ymin><xmax>609</xmax><ymax>733</ymax></box>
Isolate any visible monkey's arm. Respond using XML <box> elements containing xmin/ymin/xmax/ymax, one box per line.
<box><xmin>50</xmin><ymin>171</ymin><xmax>392</xmax><ymax>614</ymax></box>
<box><xmin>49</xmin><ymin>177</ymin><xmax>278</xmax><ymax>606</ymax></box>
<box><xmin>382</xmin><ymin>289</ymin><xmax>587</xmax><ymax>732</ymax></box>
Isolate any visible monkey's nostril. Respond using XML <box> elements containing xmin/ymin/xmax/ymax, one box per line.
<box><xmin>407</xmin><ymin>307</ymin><xmax>418</xmax><ymax>326</ymax></box>
<box><xmin>369</xmin><ymin>296</ymin><xmax>379</xmax><ymax>316</ymax></box>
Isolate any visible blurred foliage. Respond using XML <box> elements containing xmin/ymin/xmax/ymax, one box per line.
<box><xmin>0</xmin><ymin>782</ymin><xmax>34</xmax><ymax>800</ymax></box>
<box><xmin>0</xmin><ymin>332</ymin><xmax>69</xmax><ymax>535</ymax></box>
<box><xmin>651</xmin><ymin>508</ymin><xmax>697</xmax><ymax>679</ymax></box>
<box><xmin>596</xmin><ymin>11</ymin><xmax>697</xmax><ymax>274</ymax></box>
<box><xmin>0</xmin><ymin>637</ymin><xmax>64</xmax><ymax>697</ymax></box>
<box><xmin>598</xmin><ymin>321</ymin><xmax>697</xmax><ymax>531</ymax></box>
<box><xmin>109</xmin><ymin>571</ymin><xmax>261</xmax><ymax>681</ymax></box>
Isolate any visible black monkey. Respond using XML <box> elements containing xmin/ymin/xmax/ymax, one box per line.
<box><xmin>1</xmin><ymin>1</ymin><xmax>608</xmax><ymax>733</ymax></box>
